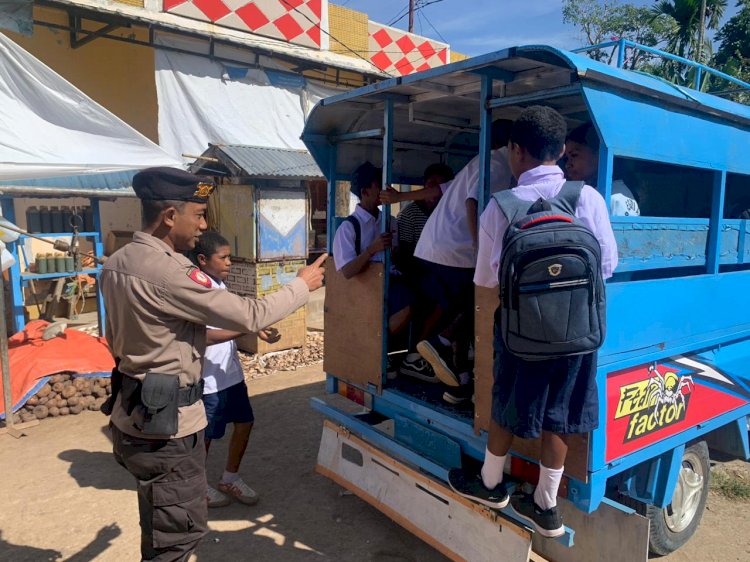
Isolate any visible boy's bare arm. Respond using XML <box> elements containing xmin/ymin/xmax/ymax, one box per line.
<box><xmin>380</xmin><ymin>185</ymin><xmax>441</xmax><ymax>205</ymax></box>
<box><xmin>206</xmin><ymin>328</ymin><xmax>244</xmax><ymax>345</ymax></box>
<box><xmin>341</xmin><ymin>233</ymin><xmax>392</xmax><ymax>279</ymax></box>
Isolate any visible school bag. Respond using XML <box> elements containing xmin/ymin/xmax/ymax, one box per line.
<box><xmin>492</xmin><ymin>181</ymin><xmax>605</xmax><ymax>360</ymax></box>
<box><xmin>345</xmin><ymin>215</ymin><xmax>362</xmax><ymax>255</ymax></box>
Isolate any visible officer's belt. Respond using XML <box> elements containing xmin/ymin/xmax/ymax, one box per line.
<box><xmin>121</xmin><ymin>375</ymin><xmax>204</xmax><ymax>407</ymax></box>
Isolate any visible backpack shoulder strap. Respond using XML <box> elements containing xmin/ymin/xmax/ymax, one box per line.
<box><xmin>491</xmin><ymin>189</ymin><xmax>532</xmax><ymax>224</ymax></box>
<box><xmin>345</xmin><ymin>215</ymin><xmax>362</xmax><ymax>256</ymax></box>
<box><xmin>552</xmin><ymin>181</ymin><xmax>584</xmax><ymax>215</ymax></box>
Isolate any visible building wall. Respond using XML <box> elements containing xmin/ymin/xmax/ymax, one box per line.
<box><xmin>7</xmin><ymin>6</ymin><xmax>159</xmax><ymax>142</ymax></box>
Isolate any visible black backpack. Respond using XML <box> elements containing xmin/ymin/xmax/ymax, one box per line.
<box><xmin>493</xmin><ymin>181</ymin><xmax>605</xmax><ymax>361</ymax></box>
<box><xmin>345</xmin><ymin>215</ymin><xmax>362</xmax><ymax>255</ymax></box>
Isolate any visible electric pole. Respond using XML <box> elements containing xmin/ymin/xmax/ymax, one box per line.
<box><xmin>408</xmin><ymin>0</ymin><xmax>415</xmax><ymax>32</ymax></box>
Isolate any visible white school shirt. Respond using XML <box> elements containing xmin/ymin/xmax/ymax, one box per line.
<box><xmin>414</xmin><ymin>147</ymin><xmax>513</xmax><ymax>269</ymax></box>
<box><xmin>333</xmin><ymin>204</ymin><xmax>394</xmax><ymax>271</ymax></box>
<box><xmin>202</xmin><ymin>276</ymin><xmax>245</xmax><ymax>394</ymax></box>
<box><xmin>611</xmin><ymin>179</ymin><xmax>640</xmax><ymax>217</ymax></box>
<box><xmin>474</xmin><ymin>165</ymin><xmax>618</xmax><ymax>289</ymax></box>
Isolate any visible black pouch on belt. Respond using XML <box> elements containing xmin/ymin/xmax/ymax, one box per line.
<box><xmin>139</xmin><ymin>373</ymin><xmax>179</xmax><ymax>436</ymax></box>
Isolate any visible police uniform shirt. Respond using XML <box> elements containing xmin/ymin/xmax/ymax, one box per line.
<box><xmin>102</xmin><ymin>231</ymin><xmax>309</xmax><ymax>439</ymax></box>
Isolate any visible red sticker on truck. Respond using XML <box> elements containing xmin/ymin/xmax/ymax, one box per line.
<box><xmin>606</xmin><ymin>356</ymin><xmax>750</xmax><ymax>463</ymax></box>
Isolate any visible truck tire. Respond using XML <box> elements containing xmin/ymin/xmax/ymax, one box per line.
<box><xmin>647</xmin><ymin>441</ymin><xmax>710</xmax><ymax>556</ymax></box>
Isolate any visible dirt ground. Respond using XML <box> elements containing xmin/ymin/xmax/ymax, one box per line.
<box><xmin>0</xmin><ymin>364</ymin><xmax>748</xmax><ymax>562</ymax></box>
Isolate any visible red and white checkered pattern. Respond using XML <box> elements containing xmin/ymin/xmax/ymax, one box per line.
<box><xmin>368</xmin><ymin>22</ymin><xmax>449</xmax><ymax>76</ymax></box>
<box><xmin>163</xmin><ymin>0</ymin><xmax>324</xmax><ymax>49</ymax></box>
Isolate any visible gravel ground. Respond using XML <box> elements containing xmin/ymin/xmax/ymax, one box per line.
<box><xmin>240</xmin><ymin>331</ymin><xmax>324</xmax><ymax>381</ymax></box>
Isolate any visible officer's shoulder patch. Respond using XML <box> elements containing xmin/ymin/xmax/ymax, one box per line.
<box><xmin>187</xmin><ymin>267</ymin><xmax>212</xmax><ymax>288</ymax></box>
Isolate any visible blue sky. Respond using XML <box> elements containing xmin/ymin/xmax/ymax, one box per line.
<box><xmin>332</xmin><ymin>1</ymin><xmax>740</xmax><ymax>57</ymax></box>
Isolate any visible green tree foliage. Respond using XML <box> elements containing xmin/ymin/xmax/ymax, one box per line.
<box><xmin>713</xmin><ymin>0</ymin><xmax>750</xmax><ymax>101</ymax></box>
<box><xmin>562</xmin><ymin>0</ymin><xmax>675</xmax><ymax>69</ymax></box>
<box><xmin>652</xmin><ymin>0</ymin><xmax>727</xmax><ymax>62</ymax></box>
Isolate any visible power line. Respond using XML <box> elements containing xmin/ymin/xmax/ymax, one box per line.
<box><xmin>420</xmin><ymin>7</ymin><xmax>448</xmax><ymax>44</ymax></box>
<box><xmin>279</xmin><ymin>0</ymin><xmax>393</xmax><ymax>76</ymax></box>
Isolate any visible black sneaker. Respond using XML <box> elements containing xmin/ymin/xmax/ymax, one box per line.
<box><xmin>417</xmin><ymin>337</ymin><xmax>460</xmax><ymax>387</ymax></box>
<box><xmin>399</xmin><ymin>356</ymin><xmax>439</xmax><ymax>383</ymax></box>
<box><xmin>448</xmin><ymin>468</ymin><xmax>509</xmax><ymax>509</ymax></box>
<box><xmin>510</xmin><ymin>493</ymin><xmax>564</xmax><ymax>538</ymax></box>
<box><xmin>443</xmin><ymin>378</ymin><xmax>473</xmax><ymax>404</ymax></box>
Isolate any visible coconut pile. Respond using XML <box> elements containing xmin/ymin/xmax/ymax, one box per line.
<box><xmin>12</xmin><ymin>373</ymin><xmax>111</xmax><ymax>423</ymax></box>
<box><xmin>240</xmin><ymin>331</ymin><xmax>324</xmax><ymax>381</ymax></box>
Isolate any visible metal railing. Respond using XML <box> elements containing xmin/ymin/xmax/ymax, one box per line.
<box><xmin>572</xmin><ymin>38</ymin><xmax>750</xmax><ymax>93</ymax></box>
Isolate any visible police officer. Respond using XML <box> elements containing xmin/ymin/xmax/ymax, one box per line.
<box><xmin>101</xmin><ymin>167</ymin><xmax>325</xmax><ymax>561</ymax></box>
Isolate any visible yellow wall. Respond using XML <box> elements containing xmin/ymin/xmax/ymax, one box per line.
<box><xmin>328</xmin><ymin>4</ymin><xmax>369</xmax><ymax>60</ymax></box>
<box><xmin>7</xmin><ymin>6</ymin><xmax>159</xmax><ymax>142</ymax></box>
<box><xmin>451</xmin><ymin>51</ymin><xmax>469</xmax><ymax>63</ymax></box>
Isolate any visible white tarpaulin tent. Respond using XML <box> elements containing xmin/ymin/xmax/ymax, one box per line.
<box><xmin>154</xmin><ymin>33</ymin><xmax>342</xmax><ymax>162</ymax></box>
<box><xmin>0</xmin><ymin>32</ymin><xmax>182</xmax><ymax>181</ymax></box>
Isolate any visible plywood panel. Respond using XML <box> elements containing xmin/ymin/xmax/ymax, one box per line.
<box><xmin>214</xmin><ymin>184</ymin><xmax>255</xmax><ymax>260</ymax></box>
<box><xmin>323</xmin><ymin>258</ymin><xmax>383</xmax><ymax>391</ymax></box>
<box><xmin>473</xmin><ymin>287</ymin><xmax>590</xmax><ymax>482</ymax></box>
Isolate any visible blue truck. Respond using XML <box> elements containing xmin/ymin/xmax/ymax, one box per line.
<box><xmin>303</xmin><ymin>41</ymin><xmax>750</xmax><ymax>561</ymax></box>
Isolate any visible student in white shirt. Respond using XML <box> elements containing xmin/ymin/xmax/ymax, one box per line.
<box><xmin>332</xmin><ymin>162</ymin><xmax>413</xmax><ymax>375</ymax></box>
<box><xmin>565</xmin><ymin>122</ymin><xmax>640</xmax><ymax>216</ymax></box>
<box><xmin>192</xmin><ymin>232</ymin><xmax>279</xmax><ymax>508</ymax></box>
<box><xmin>380</xmin><ymin>120</ymin><xmax>514</xmax><ymax>402</ymax></box>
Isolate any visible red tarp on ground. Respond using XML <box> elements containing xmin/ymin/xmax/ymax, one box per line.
<box><xmin>0</xmin><ymin>320</ymin><xmax>114</xmax><ymax>418</ymax></box>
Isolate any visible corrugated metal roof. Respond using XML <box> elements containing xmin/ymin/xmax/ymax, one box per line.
<box><xmin>0</xmin><ymin>170</ymin><xmax>137</xmax><ymax>197</ymax></box>
<box><xmin>209</xmin><ymin>145</ymin><xmax>323</xmax><ymax>180</ymax></box>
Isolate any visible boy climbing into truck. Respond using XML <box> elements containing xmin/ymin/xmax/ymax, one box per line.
<box><xmin>332</xmin><ymin>162</ymin><xmax>413</xmax><ymax>374</ymax></box>
<box><xmin>380</xmin><ymin>120</ymin><xmax>514</xmax><ymax>402</ymax></box>
<box><xmin>191</xmin><ymin>231</ymin><xmax>281</xmax><ymax>508</ymax></box>
<box><xmin>449</xmin><ymin>106</ymin><xmax>617</xmax><ymax>538</ymax></box>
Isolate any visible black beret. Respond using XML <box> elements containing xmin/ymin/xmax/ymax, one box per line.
<box><xmin>351</xmin><ymin>162</ymin><xmax>382</xmax><ymax>198</ymax></box>
<box><xmin>132</xmin><ymin>167</ymin><xmax>215</xmax><ymax>203</ymax></box>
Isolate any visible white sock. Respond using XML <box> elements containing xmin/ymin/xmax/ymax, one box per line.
<box><xmin>534</xmin><ymin>464</ymin><xmax>564</xmax><ymax>510</ymax></box>
<box><xmin>438</xmin><ymin>334</ymin><xmax>451</xmax><ymax>347</ymax></box>
<box><xmin>222</xmin><ymin>470</ymin><xmax>240</xmax><ymax>484</ymax></box>
<box><xmin>458</xmin><ymin>372</ymin><xmax>471</xmax><ymax>385</ymax></box>
<box><xmin>480</xmin><ymin>447</ymin><xmax>505</xmax><ymax>489</ymax></box>
<box><xmin>406</xmin><ymin>352</ymin><xmax>421</xmax><ymax>361</ymax></box>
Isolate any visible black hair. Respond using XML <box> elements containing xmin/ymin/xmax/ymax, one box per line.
<box><xmin>509</xmin><ymin>106</ymin><xmax>567</xmax><ymax>161</ymax></box>
<box><xmin>491</xmin><ymin>119</ymin><xmax>513</xmax><ymax>149</ymax></box>
<box><xmin>423</xmin><ymin>163</ymin><xmax>454</xmax><ymax>183</ymax></box>
<box><xmin>141</xmin><ymin>199</ymin><xmax>185</xmax><ymax>228</ymax></box>
<box><xmin>190</xmin><ymin>231</ymin><xmax>230</xmax><ymax>265</ymax></box>
<box><xmin>567</xmin><ymin>122</ymin><xmax>600</xmax><ymax>152</ymax></box>
<box><xmin>351</xmin><ymin>161</ymin><xmax>382</xmax><ymax>198</ymax></box>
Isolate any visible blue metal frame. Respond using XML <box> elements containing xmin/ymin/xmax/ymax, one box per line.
<box><xmin>307</xmin><ymin>43</ymin><xmax>750</xmax><ymax>532</ymax></box>
<box><xmin>573</xmin><ymin>39</ymin><xmax>750</xmax><ymax>92</ymax></box>
<box><xmin>1</xmin><ymin>197</ymin><xmax>107</xmax><ymax>335</ymax></box>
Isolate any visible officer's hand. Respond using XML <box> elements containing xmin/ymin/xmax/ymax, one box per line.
<box><xmin>379</xmin><ymin>187</ymin><xmax>401</xmax><ymax>205</ymax></box>
<box><xmin>258</xmin><ymin>327</ymin><xmax>281</xmax><ymax>343</ymax></box>
<box><xmin>298</xmin><ymin>253</ymin><xmax>327</xmax><ymax>291</ymax></box>
<box><xmin>367</xmin><ymin>233</ymin><xmax>392</xmax><ymax>256</ymax></box>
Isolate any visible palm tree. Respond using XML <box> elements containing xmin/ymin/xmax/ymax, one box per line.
<box><xmin>652</xmin><ymin>0</ymin><xmax>727</xmax><ymax>86</ymax></box>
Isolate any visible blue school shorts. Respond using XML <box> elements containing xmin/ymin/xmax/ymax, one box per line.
<box><xmin>203</xmin><ymin>381</ymin><xmax>255</xmax><ymax>440</ymax></box>
<box><xmin>491</xmin><ymin>321</ymin><xmax>599</xmax><ymax>439</ymax></box>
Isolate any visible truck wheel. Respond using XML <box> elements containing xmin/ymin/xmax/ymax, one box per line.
<box><xmin>647</xmin><ymin>441</ymin><xmax>710</xmax><ymax>556</ymax></box>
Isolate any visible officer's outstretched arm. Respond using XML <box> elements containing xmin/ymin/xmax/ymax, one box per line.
<box><xmin>159</xmin><ymin>264</ymin><xmax>310</xmax><ymax>333</ymax></box>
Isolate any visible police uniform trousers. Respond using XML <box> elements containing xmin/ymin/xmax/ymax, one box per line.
<box><xmin>112</xmin><ymin>424</ymin><xmax>208</xmax><ymax>561</ymax></box>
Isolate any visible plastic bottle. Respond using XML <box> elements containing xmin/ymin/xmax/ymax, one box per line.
<box><xmin>26</xmin><ymin>207</ymin><xmax>42</xmax><ymax>233</ymax></box>
<box><xmin>36</xmin><ymin>253</ymin><xmax>47</xmax><ymax>274</ymax></box>
<box><xmin>51</xmin><ymin>207</ymin><xmax>64</xmax><ymax>233</ymax></box>
<box><xmin>39</xmin><ymin>206</ymin><xmax>51</xmax><ymax>233</ymax></box>
<box><xmin>45</xmin><ymin>253</ymin><xmax>56</xmax><ymax>273</ymax></box>
<box><xmin>55</xmin><ymin>253</ymin><xmax>66</xmax><ymax>273</ymax></box>
<box><xmin>65</xmin><ymin>255</ymin><xmax>74</xmax><ymax>272</ymax></box>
